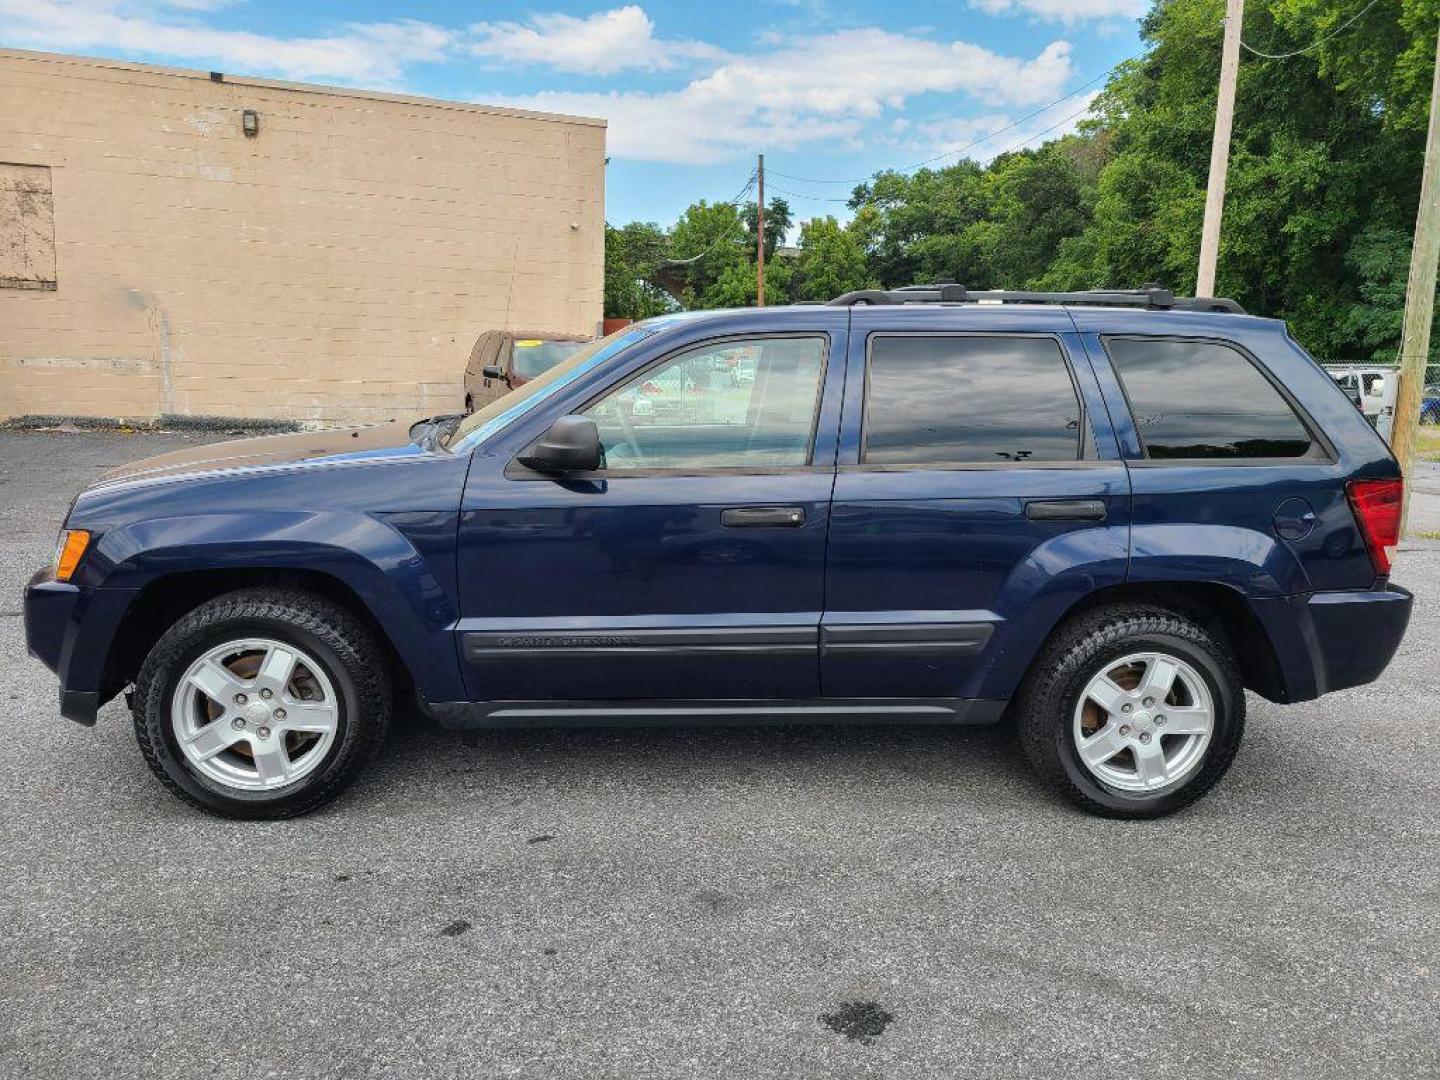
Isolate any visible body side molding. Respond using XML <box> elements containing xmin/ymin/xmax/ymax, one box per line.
<box><xmin>428</xmin><ymin>697</ymin><xmax>1009</xmax><ymax>730</ymax></box>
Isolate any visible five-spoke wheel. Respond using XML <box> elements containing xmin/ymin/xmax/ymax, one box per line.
<box><xmin>133</xmin><ymin>588</ymin><xmax>390</xmax><ymax>819</ymax></box>
<box><xmin>1073</xmin><ymin>651</ymin><xmax>1214</xmax><ymax>793</ymax></box>
<box><xmin>1017</xmin><ymin>604</ymin><xmax>1244</xmax><ymax>818</ymax></box>
<box><xmin>172</xmin><ymin>638</ymin><xmax>341</xmax><ymax>790</ymax></box>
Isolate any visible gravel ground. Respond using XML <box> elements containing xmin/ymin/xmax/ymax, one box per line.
<box><xmin>2</xmin><ymin>429</ymin><xmax>1437</xmax><ymax>1080</ymax></box>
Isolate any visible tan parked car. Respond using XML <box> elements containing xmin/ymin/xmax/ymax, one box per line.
<box><xmin>463</xmin><ymin>330</ymin><xmax>592</xmax><ymax>412</ymax></box>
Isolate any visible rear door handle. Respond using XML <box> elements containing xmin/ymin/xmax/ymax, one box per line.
<box><xmin>1024</xmin><ymin>499</ymin><xmax>1107</xmax><ymax>522</ymax></box>
<box><xmin>721</xmin><ymin>506</ymin><xmax>806</xmax><ymax>528</ymax></box>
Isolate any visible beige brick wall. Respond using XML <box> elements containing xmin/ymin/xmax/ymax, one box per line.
<box><xmin>0</xmin><ymin>49</ymin><xmax>605</xmax><ymax>425</ymax></box>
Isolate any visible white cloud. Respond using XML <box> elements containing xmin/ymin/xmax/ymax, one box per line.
<box><xmin>0</xmin><ymin>0</ymin><xmax>454</xmax><ymax>85</ymax></box>
<box><xmin>970</xmin><ymin>0</ymin><xmax>1145</xmax><ymax>26</ymax></box>
<box><xmin>491</xmin><ymin>29</ymin><xmax>1075</xmax><ymax>164</ymax></box>
<box><xmin>0</xmin><ymin>2</ymin><xmax>1090</xmax><ymax>168</ymax></box>
<box><xmin>906</xmin><ymin>91</ymin><xmax>1101</xmax><ymax>165</ymax></box>
<box><xmin>468</xmin><ymin>5</ymin><xmax>724</xmax><ymax>76</ymax></box>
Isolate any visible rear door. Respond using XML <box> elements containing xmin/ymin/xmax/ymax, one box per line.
<box><xmin>456</xmin><ymin>311</ymin><xmax>849</xmax><ymax>702</ymax></box>
<box><xmin>821</xmin><ymin>306</ymin><xmax>1130</xmax><ymax>701</ymax></box>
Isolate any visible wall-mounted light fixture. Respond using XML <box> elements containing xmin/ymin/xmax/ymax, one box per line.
<box><xmin>242</xmin><ymin>109</ymin><xmax>259</xmax><ymax>137</ymax></box>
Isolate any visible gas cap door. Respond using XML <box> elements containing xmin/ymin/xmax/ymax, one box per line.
<box><xmin>1273</xmin><ymin>496</ymin><xmax>1318</xmax><ymax>541</ymax></box>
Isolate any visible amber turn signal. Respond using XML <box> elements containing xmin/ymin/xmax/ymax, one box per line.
<box><xmin>54</xmin><ymin>529</ymin><xmax>91</xmax><ymax>581</ymax></box>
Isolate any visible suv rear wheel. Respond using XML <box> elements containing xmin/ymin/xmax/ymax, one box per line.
<box><xmin>1016</xmin><ymin>604</ymin><xmax>1244</xmax><ymax>818</ymax></box>
<box><xmin>132</xmin><ymin>588</ymin><xmax>391</xmax><ymax>819</ymax></box>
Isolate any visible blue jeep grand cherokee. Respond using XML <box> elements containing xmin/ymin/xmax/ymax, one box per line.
<box><xmin>24</xmin><ymin>286</ymin><xmax>1412</xmax><ymax>819</ymax></box>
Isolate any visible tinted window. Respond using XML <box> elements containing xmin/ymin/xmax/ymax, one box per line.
<box><xmin>863</xmin><ymin>335</ymin><xmax>1082</xmax><ymax>464</ymax></box>
<box><xmin>584</xmin><ymin>336</ymin><xmax>825</xmax><ymax>470</ymax></box>
<box><xmin>1106</xmin><ymin>338</ymin><xmax>1314</xmax><ymax>459</ymax></box>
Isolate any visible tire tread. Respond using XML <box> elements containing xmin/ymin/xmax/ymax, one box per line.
<box><xmin>132</xmin><ymin>587</ymin><xmax>390</xmax><ymax>819</ymax></box>
<box><xmin>1016</xmin><ymin>603</ymin><xmax>1245</xmax><ymax>819</ymax></box>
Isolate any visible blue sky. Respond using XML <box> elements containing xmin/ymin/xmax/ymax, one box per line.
<box><xmin>0</xmin><ymin>0</ymin><xmax>1147</xmax><ymax>228</ymax></box>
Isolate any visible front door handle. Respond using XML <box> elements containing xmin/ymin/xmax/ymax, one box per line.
<box><xmin>721</xmin><ymin>506</ymin><xmax>806</xmax><ymax>528</ymax></box>
<box><xmin>1024</xmin><ymin>499</ymin><xmax>1107</xmax><ymax>522</ymax></box>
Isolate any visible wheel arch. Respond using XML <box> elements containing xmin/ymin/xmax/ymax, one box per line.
<box><xmin>100</xmin><ymin>568</ymin><xmax>412</xmax><ymax>707</ymax></box>
<box><xmin>1041</xmin><ymin>580</ymin><xmax>1287</xmax><ymax>703</ymax></box>
<box><xmin>78</xmin><ymin>504</ymin><xmax>467</xmax><ymax>709</ymax></box>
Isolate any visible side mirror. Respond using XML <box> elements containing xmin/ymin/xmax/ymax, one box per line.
<box><xmin>517</xmin><ymin>415</ymin><xmax>601</xmax><ymax>474</ymax></box>
<box><xmin>481</xmin><ymin>365</ymin><xmax>505</xmax><ymax>380</ymax></box>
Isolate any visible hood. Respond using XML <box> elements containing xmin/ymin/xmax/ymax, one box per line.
<box><xmin>95</xmin><ymin>421</ymin><xmax>426</xmax><ymax>488</ymax></box>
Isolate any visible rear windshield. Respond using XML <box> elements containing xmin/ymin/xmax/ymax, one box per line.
<box><xmin>513</xmin><ymin>338</ymin><xmax>589</xmax><ymax>379</ymax></box>
<box><xmin>1105</xmin><ymin>337</ymin><xmax>1316</xmax><ymax>459</ymax></box>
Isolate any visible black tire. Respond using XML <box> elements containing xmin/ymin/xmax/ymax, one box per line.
<box><xmin>132</xmin><ymin>587</ymin><xmax>391</xmax><ymax>819</ymax></box>
<box><xmin>1015</xmin><ymin>604</ymin><xmax>1244</xmax><ymax>819</ymax></box>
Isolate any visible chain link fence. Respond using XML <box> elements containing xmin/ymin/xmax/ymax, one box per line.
<box><xmin>1424</xmin><ymin>362</ymin><xmax>1440</xmax><ymax>425</ymax></box>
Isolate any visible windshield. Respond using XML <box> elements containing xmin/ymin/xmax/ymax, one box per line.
<box><xmin>513</xmin><ymin>338</ymin><xmax>589</xmax><ymax>379</ymax></box>
<box><xmin>444</xmin><ymin>326</ymin><xmax>655</xmax><ymax>450</ymax></box>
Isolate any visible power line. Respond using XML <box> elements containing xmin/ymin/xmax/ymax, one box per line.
<box><xmin>766</xmin><ymin>184</ymin><xmax>850</xmax><ymax>204</ymax></box>
<box><xmin>723</xmin><ymin>170</ymin><xmax>760</xmax><ymax>207</ymax></box>
<box><xmin>989</xmin><ymin>100</ymin><xmax>1100</xmax><ymax>159</ymax></box>
<box><xmin>662</xmin><ymin>171</ymin><xmax>758</xmax><ymax>265</ymax></box>
<box><xmin>1238</xmin><ymin>0</ymin><xmax>1385</xmax><ymax>59</ymax></box>
<box><xmin>892</xmin><ymin>65</ymin><xmax>1117</xmax><ymax>175</ymax></box>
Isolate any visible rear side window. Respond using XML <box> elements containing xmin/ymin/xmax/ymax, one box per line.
<box><xmin>864</xmin><ymin>335</ymin><xmax>1083</xmax><ymax>464</ymax></box>
<box><xmin>1105</xmin><ymin>338</ymin><xmax>1315</xmax><ymax>460</ymax></box>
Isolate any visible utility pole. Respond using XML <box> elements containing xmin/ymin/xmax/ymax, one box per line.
<box><xmin>1391</xmin><ymin>25</ymin><xmax>1440</xmax><ymax>516</ymax></box>
<box><xmin>1196</xmin><ymin>0</ymin><xmax>1244</xmax><ymax>298</ymax></box>
<box><xmin>756</xmin><ymin>153</ymin><xmax>766</xmax><ymax>307</ymax></box>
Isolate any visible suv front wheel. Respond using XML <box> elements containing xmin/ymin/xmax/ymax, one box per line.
<box><xmin>132</xmin><ymin>588</ymin><xmax>391</xmax><ymax>818</ymax></box>
<box><xmin>1017</xmin><ymin>604</ymin><xmax>1245</xmax><ymax>818</ymax></box>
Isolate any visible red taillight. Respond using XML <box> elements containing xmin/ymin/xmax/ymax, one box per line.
<box><xmin>1346</xmin><ymin>478</ymin><xmax>1403</xmax><ymax>575</ymax></box>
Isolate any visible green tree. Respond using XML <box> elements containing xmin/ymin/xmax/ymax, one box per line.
<box><xmin>791</xmin><ymin>216</ymin><xmax>873</xmax><ymax>300</ymax></box>
<box><xmin>1049</xmin><ymin>0</ymin><xmax>1436</xmax><ymax>361</ymax></box>
<box><xmin>654</xmin><ymin>197</ymin><xmax>796</xmax><ymax>308</ymax></box>
<box><xmin>603</xmin><ymin>221</ymin><xmax>674</xmax><ymax>320</ymax></box>
<box><xmin>742</xmin><ymin>197</ymin><xmax>794</xmax><ymax>262</ymax></box>
<box><xmin>663</xmin><ymin>199</ymin><xmax>752</xmax><ymax>308</ymax></box>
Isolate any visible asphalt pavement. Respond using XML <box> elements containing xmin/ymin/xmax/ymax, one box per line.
<box><xmin>1</xmin><ymin>429</ymin><xmax>1437</xmax><ymax>1079</ymax></box>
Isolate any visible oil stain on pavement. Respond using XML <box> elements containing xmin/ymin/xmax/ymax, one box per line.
<box><xmin>820</xmin><ymin>1001</ymin><xmax>895</xmax><ymax>1045</ymax></box>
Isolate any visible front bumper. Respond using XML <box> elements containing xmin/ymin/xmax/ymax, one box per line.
<box><xmin>24</xmin><ymin>568</ymin><xmax>137</xmax><ymax>725</ymax></box>
<box><xmin>1251</xmin><ymin>584</ymin><xmax>1414</xmax><ymax>703</ymax></box>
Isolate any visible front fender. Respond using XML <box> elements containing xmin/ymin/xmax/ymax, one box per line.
<box><xmin>80</xmin><ymin>509</ymin><xmax>466</xmax><ymax>702</ymax></box>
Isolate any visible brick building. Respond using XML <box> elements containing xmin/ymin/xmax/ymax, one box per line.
<box><xmin>0</xmin><ymin>49</ymin><xmax>605</xmax><ymax>425</ymax></box>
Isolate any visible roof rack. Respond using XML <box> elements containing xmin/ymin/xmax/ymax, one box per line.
<box><xmin>827</xmin><ymin>283</ymin><xmax>1246</xmax><ymax>314</ymax></box>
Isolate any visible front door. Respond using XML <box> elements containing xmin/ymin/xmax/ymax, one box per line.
<box><xmin>821</xmin><ymin>307</ymin><xmax>1131</xmax><ymax>701</ymax></box>
<box><xmin>456</xmin><ymin>314</ymin><xmax>848</xmax><ymax>703</ymax></box>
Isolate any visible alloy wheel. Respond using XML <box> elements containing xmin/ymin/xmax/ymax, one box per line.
<box><xmin>171</xmin><ymin>637</ymin><xmax>340</xmax><ymax>791</ymax></box>
<box><xmin>1071</xmin><ymin>651</ymin><xmax>1214</xmax><ymax>793</ymax></box>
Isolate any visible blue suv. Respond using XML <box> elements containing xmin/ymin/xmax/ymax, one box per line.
<box><xmin>24</xmin><ymin>286</ymin><xmax>1412</xmax><ymax>819</ymax></box>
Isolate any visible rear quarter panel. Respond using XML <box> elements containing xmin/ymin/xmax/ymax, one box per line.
<box><xmin>1069</xmin><ymin>309</ymin><xmax>1397</xmax><ymax>596</ymax></box>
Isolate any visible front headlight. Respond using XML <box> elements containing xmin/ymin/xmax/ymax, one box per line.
<box><xmin>53</xmin><ymin>529</ymin><xmax>91</xmax><ymax>582</ymax></box>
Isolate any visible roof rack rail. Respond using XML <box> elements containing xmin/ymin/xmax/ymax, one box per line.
<box><xmin>827</xmin><ymin>283</ymin><xmax>1246</xmax><ymax>314</ymax></box>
